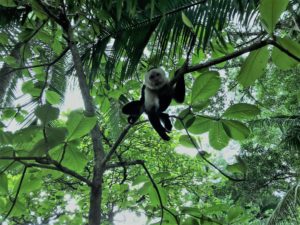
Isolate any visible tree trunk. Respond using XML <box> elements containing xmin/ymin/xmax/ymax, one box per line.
<box><xmin>67</xmin><ymin>27</ymin><xmax>105</xmax><ymax>225</ymax></box>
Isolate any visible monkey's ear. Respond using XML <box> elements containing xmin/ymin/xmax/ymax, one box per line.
<box><xmin>122</xmin><ymin>101</ymin><xmax>143</xmax><ymax>115</ymax></box>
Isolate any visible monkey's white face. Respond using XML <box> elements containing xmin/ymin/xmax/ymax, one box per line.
<box><xmin>144</xmin><ymin>68</ymin><xmax>169</xmax><ymax>90</ymax></box>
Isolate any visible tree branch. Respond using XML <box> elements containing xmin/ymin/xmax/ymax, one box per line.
<box><xmin>2</xmin><ymin>167</ymin><xmax>27</xmax><ymax>223</ymax></box>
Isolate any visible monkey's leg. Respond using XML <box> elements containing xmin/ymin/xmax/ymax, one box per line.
<box><xmin>159</xmin><ymin>113</ymin><xmax>172</xmax><ymax>132</ymax></box>
<box><xmin>147</xmin><ymin>112</ymin><xmax>170</xmax><ymax>141</ymax></box>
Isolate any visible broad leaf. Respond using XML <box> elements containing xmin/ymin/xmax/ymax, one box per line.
<box><xmin>0</xmin><ymin>0</ymin><xmax>16</xmax><ymax>7</ymax></box>
<box><xmin>272</xmin><ymin>37</ymin><xmax>300</xmax><ymax>70</ymax></box>
<box><xmin>188</xmin><ymin>116</ymin><xmax>213</xmax><ymax>134</ymax></box>
<box><xmin>46</xmin><ymin>90</ymin><xmax>61</xmax><ymax>104</ymax></box>
<box><xmin>227</xmin><ymin>206</ymin><xmax>243</xmax><ymax>222</ymax></box>
<box><xmin>35</xmin><ymin>104</ymin><xmax>60</xmax><ymax>125</ymax></box>
<box><xmin>0</xmin><ymin>175</ymin><xmax>8</xmax><ymax>194</ymax></box>
<box><xmin>191</xmin><ymin>71</ymin><xmax>221</xmax><ymax>103</ymax></box>
<box><xmin>223</xmin><ymin>103</ymin><xmax>260</xmax><ymax>120</ymax></box>
<box><xmin>237</xmin><ymin>46</ymin><xmax>269</xmax><ymax>87</ymax></box>
<box><xmin>260</xmin><ymin>0</ymin><xmax>289</xmax><ymax>34</ymax></box>
<box><xmin>222</xmin><ymin>120</ymin><xmax>250</xmax><ymax>140</ymax></box>
<box><xmin>66</xmin><ymin>111</ymin><xmax>97</xmax><ymax>141</ymax></box>
<box><xmin>209</xmin><ymin>121</ymin><xmax>230</xmax><ymax>150</ymax></box>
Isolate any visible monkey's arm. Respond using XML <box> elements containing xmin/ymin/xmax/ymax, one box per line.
<box><xmin>173</xmin><ymin>75</ymin><xmax>185</xmax><ymax>103</ymax></box>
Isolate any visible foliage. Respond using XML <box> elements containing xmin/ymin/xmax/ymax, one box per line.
<box><xmin>0</xmin><ymin>0</ymin><xmax>299</xmax><ymax>224</ymax></box>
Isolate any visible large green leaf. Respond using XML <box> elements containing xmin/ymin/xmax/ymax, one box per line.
<box><xmin>223</xmin><ymin>103</ymin><xmax>260</xmax><ymax>120</ymax></box>
<box><xmin>174</xmin><ymin>108</ymin><xmax>192</xmax><ymax>130</ymax></box>
<box><xmin>21</xmin><ymin>80</ymin><xmax>40</xmax><ymax>97</ymax></box>
<box><xmin>272</xmin><ymin>37</ymin><xmax>300</xmax><ymax>70</ymax></box>
<box><xmin>188</xmin><ymin>116</ymin><xmax>213</xmax><ymax>134</ymax></box>
<box><xmin>237</xmin><ymin>46</ymin><xmax>269</xmax><ymax>87</ymax></box>
<box><xmin>227</xmin><ymin>206</ymin><xmax>243</xmax><ymax>222</ymax></box>
<box><xmin>32</xmin><ymin>127</ymin><xmax>67</xmax><ymax>154</ymax></box>
<box><xmin>0</xmin><ymin>0</ymin><xmax>16</xmax><ymax>7</ymax></box>
<box><xmin>222</xmin><ymin>120</ymin><xmax>250</xmax><ymax>140</ymax></box>
<box><xmin>0</xmin><ymin>175</ymin><xmax>8</xmax><ymax>194</ymax></box>
<box><xmin>181</xmin><ymin>207</ymin><xmax>202</xmax><ymax>218</ymax></box>
<box><xmin>17</xmin><ymin>174</ymin><xmax>42</xmax><ymax>194</ymax></box>
<box><xmin>191</xmin><ymin>71</ymin><xmax>221</xmax><ymax>103</ymax></box>
<box><xmin>209</xmin><ymin>121</ymin><xmax>229</xmax><ymax>150</ymax></box>
<box><xmin>35</xmin><ymin>104</ymin><xmax>60</xmax><ymax>125</ymax></box>
<box><xmin>259</xmin><ymin>0</ymin><xmax>289</xmax><ymax>34</ymax></box>
<box><xmin>46</xmin><ymin>90</ymin><xmax>61</xmax><ymax>105</ymax></box>
<box><xmin>66</xmin><ymin>111</ymin><xmax>97</xmax><ymax>141</ymax></box>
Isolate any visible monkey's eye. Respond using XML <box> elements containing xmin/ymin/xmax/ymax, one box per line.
<box><xmin>155</xmin><ymin>73</ymin><xmax>160</xmax><ymax>77</ymax></box>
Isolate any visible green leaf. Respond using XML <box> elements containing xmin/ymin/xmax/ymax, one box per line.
<box><xmin>132</xmin><ymin>175</ymin><xmax>148</xmax><ymax>186</ymax></box>
<box><xmin>191</xmin><ymin>71</ymin><xmax>221</xmax><ymax>103</ymax></box>
<box><xmin>182</xmin><ymin>12</ymin><xmax>194</xmax><ymax>29</ymax></box>
<box><xmin>57</xmin><ymin>144</ymin><xmax>87</xmax><ymax>171</ymax></box>
<box><xmin>227</xmin><ymin>206</ymin><xmax>243</xmax><ymax>222</ymax></box>
<box><xmin>21</xmin><ymin>80</ymin><xmax>40</xmax><ymax>97</ymax></box>
<box><xmin>179</xmin><ymin>135</ymin><xmax>198</xmax><ymax>148</ymax></box>
<box><xmin>3</xmin><ymin>55</ymin><xmax>18</xmax><ymax>67</ymax></box>
<box><xmin>2</xmin><ymin>108</ymin><xmax>16</xmax><ymax>119</ymax></box>
<box><xmin>259</xmin><ymin>0</ymin><xmax>289</xmax><ymax>34</ymax></box>
<box><xmin>188</xmin><ymin>116</ymin><xmax>213</xmax><ymax>134</ymax></box>
<box><xmin>66</xmin><ymin>111</ymin><xmax>97</xmax><ymax>141</ymax></box>
<box><xmin>174</xmin><ymin>108</ymin><xmax>191</xmax><ymax>130</ymax></box>
<box><xmin>223</xmin><ymin>103</ymin><xmax>260</xmax><ymax>120</ymax></box>
<box><xmin>222</xmin><ymin>120</ymin><xmax>250</xmax><ymax>140</ymax></box>
<box><xmin>35</xmin><ymin>104</ymin><xmax>60</xmax><ymax>125</ymax></box>
<box><xmin>0</xmin><ymin>175</ymin><xmax>8</xmax><ymax>194</ymax></box>
<box><xmin>181</xmin><ymin>207</ymin><xmax>202</xmax><ymax>217</ymax></box>
<box><xmin>0</xmin><ymin>0</ymin><xmax>16</xmax><ymax>7</ymax></box>
<box><xmin>272</xmin><ymin>37</ymin><xmax>300</xmax><ymax>70</ymax></box>
<box><xmin>237</xmin><ymin>46</ymin><xmax>269</xmax><ymax>87</ymax></box>
<box><xmin>46</xmin><ymin>90</ymin><xmax>61</xmax><ymax>104</ymax></box>
<box><xmin>18</xmin><ymin>174</ymin><xmax>42</xmax><ymax>194</ymax></box>
<box><xmin>51</xmin><ymin>39</ymin><xmax>63</xmax><ymax>55</ymax></box>
<box><xmin>0</xmin><ymin>33</ymin><xmax>9</xmax><ymax>45</ymax></box>
<box><xmin>209</xmin><ymin>121</ymin><xmax>229</xmax><ymax>150</ymax></box>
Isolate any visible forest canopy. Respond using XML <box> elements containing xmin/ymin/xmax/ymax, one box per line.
<box><xmin>0</xmin><ymin>0</ymin><xmax>299</xmax><ymax>224</ymax></box>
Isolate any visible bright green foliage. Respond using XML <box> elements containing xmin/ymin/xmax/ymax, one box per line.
<box><xmin>272</xmin><ymin>37</ymin><xmax>300</xmax><ymax>70</ymax></box>
<box><xmin>188</xmin><ymin>116</ymin><xmax>212</xmax><ymax>134</ymax></box>
<box><xmin>259</xmin><ymin>0</ymin><xmax>289</xmax><ymax>34</ymax></box>
<box><xmin>209</xmin><ymin>121</ymin><xmax>230</xmax><ymax>150</ymax></box>
<box><xmin>45</xmin><ymin>90</ymin><xmax>61</xmax><ymax>104</ymax></box>
<box><xmin>237</xmin><ymin>46</ymin><xmax>269</xmax><ymax>87</ymax></box>
<box><xmin>0</xmin><ymin>0</ymin><xmax>299</xmax><ymax>224</ymax></box>
<box><xmin>222</xmin><ymin>120</ymin><xmax>250</xmax><ymax>140</ymax></box>
<box><xmin>191</xmin><ymin>71</ymin><xmax>221</xmax><ymax>104</ymax></box>
<box><xmin>223</xmin><ymin>103</ymin><xmax>260</xmax><ymax>120</ymax></box>
<box><xmin>66</xmin><ymin>111</ymin><xmax>97</xmax><ymax>141</ymax></box>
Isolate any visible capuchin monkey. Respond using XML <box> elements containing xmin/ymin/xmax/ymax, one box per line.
<box><xmin>122</xmin><ymin>67</ymin><xmax>185</xmax><ymax>141</ymax></box>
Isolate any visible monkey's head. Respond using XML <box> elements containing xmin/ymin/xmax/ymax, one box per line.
<box><xmin>144</xmin><ymin>68</ymin><xmax>168</xmax><ymax>90</ymax></box>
